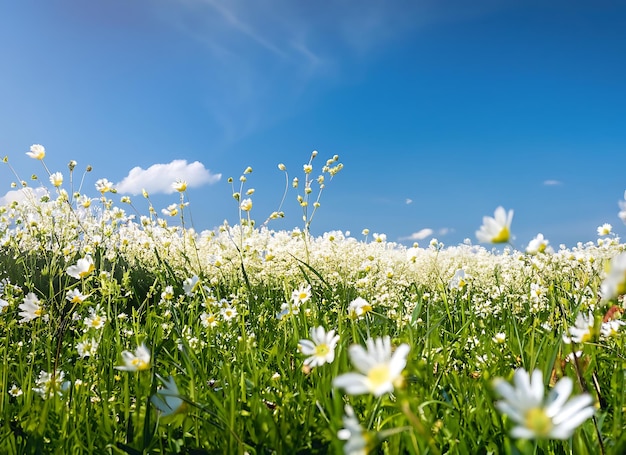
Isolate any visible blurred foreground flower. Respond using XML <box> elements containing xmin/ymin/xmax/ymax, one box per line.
<box><xmin>476</xmin><ymin>206</ymin><xmax>513</xmax><ymax>244</ymax></box>
<box><xmin>333</xmin><ymin>336</ymin><xmax>409</xmax><ymax>397</ymax></box>
<box><xmin>151</xmin><ymin>375</ymin><xmax>187</xmax><ymax>418</ymax></box>
<box><xmin>493</xmin><ymin>368</ymin><xmax>595</xmax><ymax>439</ymax></box>
<box><xmin>115</xmin><ymin>343</ymin><xmax>151</xmax><ymax>372</ymax></box>
<box><xmin>337</xmin><ymin>405</ymin><xmax>370</xmax><ymax>455</ymax></box>
<box><xmin>298</xmin><ymin>326</ymin><xmax>340</xmax><ymax>368</ymax></box>
<box><xmin>600</xmin><ymin>252</ymin><xmax>626</xmax><ymax>301</ymax></box>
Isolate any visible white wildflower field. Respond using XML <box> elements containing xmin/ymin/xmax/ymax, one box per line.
<box><xmin>1</xmin><ymin>145</ymin><xmax>626</xmax><ymax>454</ymax></box>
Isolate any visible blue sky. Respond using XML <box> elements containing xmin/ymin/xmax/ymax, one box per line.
<box><xmin>1</xmin><ymin>0</ymin><xmax>625</xmax><ymax>249</ymax></box>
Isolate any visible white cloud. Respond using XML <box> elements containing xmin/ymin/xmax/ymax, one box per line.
<box><xmin>400</xmin><ymin>228</ymin><xmax>433</xmax><ymax>241</ymax></box>
<box><xmin>399</xmin><ymin>226</ymin><xmax>454</xmax><ymax>241</ymax></box>
<box><xmin>0</xmin><ymin>187</ymin><xmax>49</xmax><ymax>206</ymax></box>
<box><xmin>543</xmin><ymin>179</ymin><xmax>563</xmax><ymax>186</ymax></box>
<box><xmin>116</xmin><ymin>160</ymin><xmax>221</xmax><ymax>195</ymax></box>
<box><xmin>405</xmin><ymin>198</ymin><xmax>413</xmax><ymax>205</ymax></box>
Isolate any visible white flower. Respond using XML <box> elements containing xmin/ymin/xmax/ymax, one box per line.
<box><xmin>240</xmin><ymin>198</ymin><xmax>253</xmax><ymax>212</ymax></box>
<box><xmin>172</xmin><ymin>179</ymin><xmax>187</xmax><ymax>192</ymax></box>
<box><xmin>292</xmin><ymin>284</ymin><xmax>312</xmax><ymax>305</ymax></box>
<box><xmin>600</xmin><ymin>319</ymin><xmax>626</xmax><ymax>339</ymax></box>
<box><xmin>526</xmin><ymin>233</ymin><xmax>553</xmax><ymax>254</ymax></box>
<box><xmin>597</xmin><ymin>223</ymin><xmax>612</xmax><ymax>236</ymax></box>
<box><xmin>49</xmin><ymin>172</ymin><xmax>63</xmax><ymax>187</ymax></box>
<box><xmin>373</xmin><ymin>233</ymin><xmax>386</xmax><ymax>243</ymax></box>
<box><xmin>347</xmin><ymin>297</ymin><xmax>373</xmax><ymax>320</ymax></box>
<box><xmin>95</xmin><ymin>178</ymin><xmax>114</xmax><ymax>194</ymax></box>
<box><xmin>337</xmin><ymin>405</ymin><xmax>369</xmax><ymax>455</ymax></box>
<box><xmin>67</xmin><ymin>256</ymin><xmax>95</xmax><ymax>279</ymax></box>
<box><xmin>26</xmin><ymin>144</ymin><xmax>46</xmax><ymax>160</ymax></box>
<box><xmin>449</xmin><ymin>268</ymin><xmax>470</xmax><ymax>290</ymax></box>
<box><xmin>76</xmin><ymin>338</ymin><xmax>99</xmax><ymax>358</ymax></box>
<box><xmin>563</xmin><ymin>311</ymin><xmax>595</xmax><ymax>344</ymax></box>
<box><xmin>298</xmin><ymin>326</ymin><xmax>340</xmax><ymax>368</ymax></box>
<box><xmin>493</xmin><ymin>368</ymin><xmax>595</xmax><ymax>439</ymax></box>
<box><xmin>600</xmin><ymin>252</ymin><xmax>626</xmax><ymax>301</ymax></box>
<box><xmin>0</xmin><ymin>298</ymin><xmax>9</xmax><ymax>313</ymax></box>
<box><xmin>220</xmin><ymin>306</ymin><xmax>238</xmax><ymax>322</ymax></box>
<box><xmin>162</xmin><ymin>203</ymin><xmax>178</xmax><ymax>217</ymax></box>
<box><xmin>33</xmin><ymin>370</ymin><xmax>68</xmax><ymax>399</ymax></box>
<box><xmin>84</xmin><ymin>307</ymin><xmax>106</xmax><ymax>330</ymax></box>
<box><xmin>18</xmin><ymin>292</ymin><xmax>43</xmax><ymax>323</ymax></box>
<box><xmin>476</xmin><ymin>206</ymin><xmax>513</xmax><ymax>244</ymax></box>
<box><xmin>200</xmin><ymin>312</ymin><xmax>218</xmax><ymax>328</ymax></box>
<box><xmin>66</xmin><ymin>288</ymin><xmax>89</xmax><ymax>304</ymax></box>
<box><xmin>183</xmin><ymin>275</ymin><xmax>200</xmax><ymax>296</ymax></box>
<box><xmin>115</xmin><ymin>343</ymin><xmax>151</xmax><ymax>372</ymax></box>
<box><xmin>333</xmin><ymin>336</ymin><xmax>410</xmax><ymax>397</ymax></box>
<box><xmin>8</xmin><ymin>384</ymin><xmax>23</xmax><ymax>397</ymax></box>
<box><xmin>151</xmin><ymin>375</ymin><xmax>186</xmax><ymax>417</ymax></box>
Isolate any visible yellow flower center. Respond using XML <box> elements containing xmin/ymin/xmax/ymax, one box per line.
<box><xmin>524</xmin><ymin>407</ymin><xmax>553</xmax><ymax>437</ymax></box>
<box><xmin>367</xmin><ymin>364</ymin><xmax>391</xmax><ymax>389</ymax></box>
<box><xmin>314</xmin><ymin>344</ymin><xmax>330</xmax><ymax>357</ymax></box>
<box><xmin>79</xmin><ymin>264</ymin><xmax>95</xmax><ymax>278</ymax></box>
<box><xmin>34</xmin><ymin>308</ymin><xmax>43</xmax><ymax>316</ymax></box>
<box><xmin>132</xmin><ymin>358</ymin><xmax>149</xmax><ymax>371</ymax></box>
<box><xmin>492</xmin><ymin>227</ymin><xmax>510</xmax><ymax>243</ymax></box>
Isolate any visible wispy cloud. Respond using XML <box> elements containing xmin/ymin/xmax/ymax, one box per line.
<box><xmin>157</xmin><ymin>0</ymin><xmax>507</xmax><ymax>142</ymax></box>
<box><xmin>405</xmin><ymin>198</ymin><xmax>413</xmax><ymax>205</ymax></box>
<box><xmin>116</xmin><ymin>160</ymin><xmax>221</xmax><ymax>195</ymax></box>
<box><xmin>400</xmin><ymin>228</ymin><xmax>433</xmax><ymax>241</ymax></box>
<box><xmin>543</xmin><ymin>179</ymin><xmax>563</xmax><ymax>186</ymax></box>
<box><xmin>399</xmin><ymin>227</ymin><xmax>453</xmax><ymax>241</ymax></box>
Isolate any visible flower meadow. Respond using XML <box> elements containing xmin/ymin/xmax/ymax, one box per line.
<box><xmin>1</xmin><ymin>146</ymin><xmax>626</xmax><ymax>454</ymax></box>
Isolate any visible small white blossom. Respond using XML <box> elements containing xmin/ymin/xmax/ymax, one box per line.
<box><xmin>333</xmin><ymin>336</ymin><xmax>409</xmax><ymax>397</ymax></box>
<box><xmin>298</xmin><ymin>326</ymin><xmax>340</xmax><ymax>368</ymax></box>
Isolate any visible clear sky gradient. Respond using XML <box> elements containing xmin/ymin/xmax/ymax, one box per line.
<box><xmin>1</xmin><ymin>0</ymin><xmax>625</xmax><ymax>249</ymax></box>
